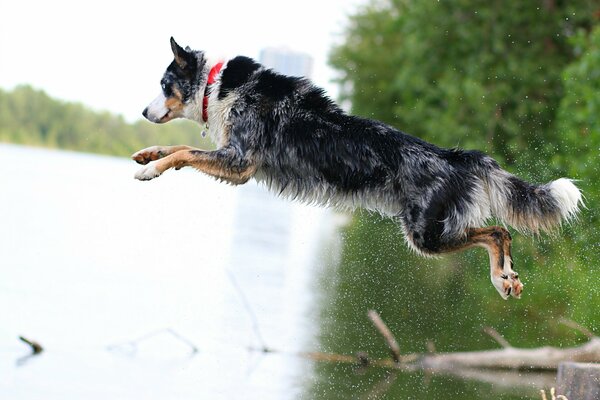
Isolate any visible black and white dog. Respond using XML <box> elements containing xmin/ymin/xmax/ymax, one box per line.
<box><xmin>133</xmin><ymin>38</ymin><xmax>582</xmax><ymax>300</ymax></box>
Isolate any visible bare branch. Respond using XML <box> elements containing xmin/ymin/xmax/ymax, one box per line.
<box><xmin>106</xmin><ymin>328</ymin><xmax>198</xmax><ymax>355</ymax></box>
<box><xmin>367</xmin><ymin>310</ymin><xmax>402</xmax><ymax>363</ymax></box>
<box><xmin>558</xmin><ymin>318</ymin><xmax>594</xmax><ymax>340</ymax></box>
<box><xmin>165</xmin><ymin>329</ymin><xmax>198</xmax><ymax>353</ymax></box>
<box><xmin>482</xmin><ymin>326</ymin><xmax>512</xmax><ymax>349</ymax></box>
<box><xmin>299</xmin><ymin>351</ymin><xmax>357</xmax><ymax>364</ymax></box>
<box><xmin>426</xmin><ymin>340</ymin><xmax>436</xmax><ymax>354</ymax></box>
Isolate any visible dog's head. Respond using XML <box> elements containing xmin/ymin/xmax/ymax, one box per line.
<box><xmin>143</xmin><ymin>37</ymin><xmax>207</xmax><ymax>124</ymax></box>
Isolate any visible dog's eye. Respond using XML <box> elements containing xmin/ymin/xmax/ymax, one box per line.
<box><xmin>161</xmin><ymin>83</ymin><xmax>167</xmax><ymax>91</ymax></box>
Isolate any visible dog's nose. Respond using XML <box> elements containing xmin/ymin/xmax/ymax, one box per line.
<box><xmin>142</xmin><ymin>107</ymin><xmax>149</xmax><ymax>119</ymax></box>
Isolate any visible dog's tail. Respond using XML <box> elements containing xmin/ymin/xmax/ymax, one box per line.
<box><xmin>485</xmin><ymin>166</ymin><xmax>582</xmax><ymax>234</ymax></box>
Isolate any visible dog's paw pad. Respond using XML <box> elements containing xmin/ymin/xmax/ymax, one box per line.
<box><xmin>134</xmin><ymin>164</ymin><xmax>161</xmax><ymax>181</ymax></box>
<box><xmin>132</xmin><ymin>146</ymin><xmax>163</xmax><ymax>165</ymax></box>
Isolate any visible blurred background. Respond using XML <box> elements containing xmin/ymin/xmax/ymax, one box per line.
<box><xmin>1</xmin><ymin>1</ymin><xmax>599</xmax><ymax>399</ymax></box>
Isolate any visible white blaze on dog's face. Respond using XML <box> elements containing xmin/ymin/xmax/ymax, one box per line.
<box><xmin>142</xmin><ymin>37</ymin><xmax>206</xmax><ymax>124</ymax></box>
<box><xmin>144</xmin><ymin>82</ymin><xmax>187</xmax><ymax>123</ymax></box>
<box><xmin>144</xmin><ymin>91</ymin><xmax>172</xmax><ymax>123</ymax></box>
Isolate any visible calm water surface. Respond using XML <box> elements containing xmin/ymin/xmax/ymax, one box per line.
<box><xmin>0</xmin><ymin>144</ymin><xmax>331</xmax><ymax>400</ymax></box>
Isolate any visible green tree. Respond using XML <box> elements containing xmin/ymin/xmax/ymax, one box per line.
<box><xmin>308</xmin><ymin>2</ymin><xmax>600</xmax><ymax>398</ymax></box>
<box><xmin>558</xmin><ymin>24</ymin><xmax>600</xmax><ymax>180</ymax></box>
<box><xmin>554</xmin><ymin>23</ymin><xmax>600</xmax><ymax>296</ymax></box>
<box><xmin>331</xmin><ymin>0</ymin><xmax>596</xmax><ymax>177</ymax></box>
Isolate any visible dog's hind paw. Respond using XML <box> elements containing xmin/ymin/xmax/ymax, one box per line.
<box><xmin>132</xmin><ymin>146</ymin><xmax>165</xmax><ymax>165</ymax></box>
<box><xmin>492</xmin><ymin>273</ymin><xmax>513</xmax><ymax>300</ymax></box>
<box><xmin>509</xmin><ymin>272</ymin><xmax>523</xmax><ymax>299</ymax></box>
<box><xmin>491</xmin><ymin>271</ymin><xmax>524</xmax><ymax>300</ymax></box>
<box><xmin>134</xmin><ymin>164</ymin><xmax>161</xmax><ymax>181</ymax></box>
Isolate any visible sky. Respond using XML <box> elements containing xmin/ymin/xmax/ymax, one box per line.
<box><xmin>0</xmin><ymin>0</ymin><xmax>364</xmax><ymax>122</ymax></box>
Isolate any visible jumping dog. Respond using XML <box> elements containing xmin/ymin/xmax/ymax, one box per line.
<box><xmin>133</xmin><ymin>38</ymin><xmax>582</xmax><ymax>299</ymax></box>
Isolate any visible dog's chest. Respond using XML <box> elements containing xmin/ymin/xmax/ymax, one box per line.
<box><xmin>207</xmin><ymin>85</ymin><xmax>238</xmax><ymax>149</ymax></box>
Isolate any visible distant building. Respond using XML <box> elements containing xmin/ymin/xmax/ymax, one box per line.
<box><xmin>259</xmin><ymin>47</ymin><xmax>313</xmax><ymax>78</ymax></box>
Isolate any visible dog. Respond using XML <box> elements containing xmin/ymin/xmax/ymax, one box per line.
<box><xmin>133</xmin><ymin>37</ymin><xmax>582</xmax><ymax>300</ymax></box>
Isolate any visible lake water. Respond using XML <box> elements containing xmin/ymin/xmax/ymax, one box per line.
<box><xmin>0</xmin><ymin>144</ymin><xmax>333</xmax><ymax>400</ymax></box>
<box><xmin>0</xmin><ymin>144</ymin><xmax>558</xmax><ymax>399</ymax></box>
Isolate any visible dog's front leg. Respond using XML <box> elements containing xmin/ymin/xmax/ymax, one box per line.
<box><xmin>131</xmin><ymin>145</ymin><xmax>200</xmax><ymax>165</ymax></box>
<box><xmin>134</xmin><ymin>146</ymin><xmax>257</xmax><ymax>184</ymax></box>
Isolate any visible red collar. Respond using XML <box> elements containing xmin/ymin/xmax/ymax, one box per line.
<box><xmin>202</xmin><ymin>61</ymin><xmax>225</xmax><ymax>122</ymax></box>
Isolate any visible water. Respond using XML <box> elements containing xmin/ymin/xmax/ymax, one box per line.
<box><xmin>0</xmin><ymin>144</ymin><xmax>331</xmax><ymax>399</ymax></box>
<box><xmin>0</xmin><ymin>144</ymin><xmax>564</xmax><ymax>399</ymax></box>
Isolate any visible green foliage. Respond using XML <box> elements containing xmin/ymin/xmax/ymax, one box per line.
<box><xmin>0</xmin><ymin>85</ymin><xmax>212</xmax><ymax>157</ymax></box>
<box><xmin>558</xmin><ymin>25</ymin><xmax>600</xmax><ymax>180</ymax></box>
<box><xmin>331</xmin><ymin>0</ymin><xmax>597</xmax><ymax>177</ymax></box>
<box><xmin>311</xmin><ymin>2</ymin><xmax>600</xmax><ymax>398</ymax></box>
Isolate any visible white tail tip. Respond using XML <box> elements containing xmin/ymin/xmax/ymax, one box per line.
<box><xmin>549</xmin><ymin>178</ymin><xmax>582</xmax><ymax>221</ymax></box>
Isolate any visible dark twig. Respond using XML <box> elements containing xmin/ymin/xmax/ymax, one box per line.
<box><xmin>19</xmin><ymin>336</ymin><xmax>43</xmax><ymax>354</ymax></box>
<box><xmin>367</xmin><ymin>310</ymin><xmax>402</xmax><ymax>363</ymax></box>
<box><xmin>482</xmin><ymin>326</ymin><xmax>512</xmax><ymax>349</ymax></box>
<box><xmin>16</xmin><ymin>336</ymin><xmax>44</xmax><ymax>366</ymax></box>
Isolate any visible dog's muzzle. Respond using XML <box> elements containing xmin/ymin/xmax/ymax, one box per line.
<box><xmin>143</xmin><ymin>92</ymin><xmax>171</xmax><ymax>123</ymax></box>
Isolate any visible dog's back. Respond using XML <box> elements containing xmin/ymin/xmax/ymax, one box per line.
<box><xmin>212</xmin><ymin>57</ymin><xmax>581</xmax><ymax>241</ymax></box>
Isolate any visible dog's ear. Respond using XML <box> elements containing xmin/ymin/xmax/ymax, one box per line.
<box><xmin>170</xmin><ymin>37</ymin><xmax>192</xmax><ymax>70</ymax></box>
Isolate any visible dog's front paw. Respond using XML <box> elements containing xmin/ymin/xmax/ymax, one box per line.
<box><xmin>134</xmin><ymin>163</ymin><xmax>161</xmax><ymax>181</ymax></box>
<box><xmin>132</xmin><ymin>146</ymin><xmax>165</xmax><ymax>165</ymax></box>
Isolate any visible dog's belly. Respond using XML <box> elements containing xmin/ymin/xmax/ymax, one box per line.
<box><xmin>253</xmin><ymin>167</ymin><xmax>404</xmax><ymax>216</ymax></box>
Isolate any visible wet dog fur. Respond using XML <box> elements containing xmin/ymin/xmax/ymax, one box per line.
<box><xmin>133</xmin><ymin>38</ymin><xmax>582</xmax><ymax>299</ymax></box>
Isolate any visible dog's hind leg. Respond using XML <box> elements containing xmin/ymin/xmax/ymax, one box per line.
<box><xmin>436</xmin><ymin>227</ymin><xmax>523</xmax><ymax>299</ymax></box>
<box><xmin>132</xmin><ymin>145</ymin><xmax>200</xmax><ymax>165</ymax></box>
<box><xmin>500</xmin><ymin>230</ymin><xmax>523</xmax><ymax>299</ymax></box>
<box><xmin>403</xmin><ymin>201</ymin><xmax>523</xmax><ymax>299</ymax></box>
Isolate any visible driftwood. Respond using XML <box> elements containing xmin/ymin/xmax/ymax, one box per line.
<box><xmin>418</xmin><ymin>337</ymin><xmax>600</xmax><ymax>370</ymax></box>
<box><xmin>307</xmin><ymin>311</ymin><xmax>600</xmax><ymax>372</ymax></box>
<box><xmin>418</xmin><ymin>320</ymin><xmax>600</xmax><ymax>371</ymax></box>
<box><xmin>96</xmin><ymin>308</ymin><xmax>596</xmax><ymax>397</ymax></box>
<box><xmin>224</xmin><ymin>265</ymin><xmax>598</xmax><ymax>376</ymax></box>
<box><xmin>288</xmin><ymin>312</ymin><xmax>599</xmax><ymax>396</ymax></box>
